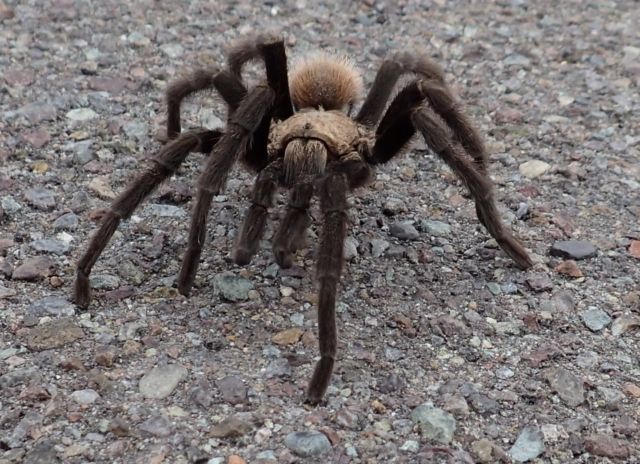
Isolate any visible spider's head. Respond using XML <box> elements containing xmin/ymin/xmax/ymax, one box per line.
<box><xmin>289</xmin><ymin>53</ymin><xmax>363</xmax><ymax>112</ymax></box>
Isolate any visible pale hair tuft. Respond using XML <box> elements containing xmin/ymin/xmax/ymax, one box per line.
<box><xmin>289</xmin><ymin>53</ymin><xmax>363</xmax><ymax>111</ymax></box>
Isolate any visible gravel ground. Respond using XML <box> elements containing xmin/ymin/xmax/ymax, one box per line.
<box><xmin>1</xmin><ymin>1</ymin><xmax>639</xmax><ymax>463</ymax></box>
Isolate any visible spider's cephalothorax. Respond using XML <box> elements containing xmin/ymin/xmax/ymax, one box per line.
<box><xmin>73</xmin><ymin>34</ymin><xmax>533</xmax><ymax>405</ymax></box>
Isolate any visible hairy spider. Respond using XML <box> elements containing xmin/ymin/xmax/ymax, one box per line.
<box><xmin>73</xmin><ymin>35</ymin><xmax>532</xmax><ymax>404</ymax></box>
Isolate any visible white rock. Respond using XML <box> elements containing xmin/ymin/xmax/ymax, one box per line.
<box><xmin>66</xmin><ymin>108</ymin><xmax>98</xmax><ymax>122</ymax></box>
<box><xmin>519</xmin><ymin>160</ymin><xmax>551</xmax><ymax>179</ymax></box>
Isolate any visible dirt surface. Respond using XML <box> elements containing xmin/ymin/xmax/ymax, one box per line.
<box><xmin>1</xmin><ymin>1</ymin><xmax>639</xmax><ymax>463</ymax></box>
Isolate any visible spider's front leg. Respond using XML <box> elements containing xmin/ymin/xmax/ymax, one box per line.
<box><xmin>272</xmin><ymin>178</ymin><xmax>314</xmax><ymax>269</ymax></box>
<box><xmin>73</xmin><ymin>129</ymin><xmax>221</xmax><ymax>308</ymax></box>
<box><xmin>177</xmin><ymin>85</ymin><xmax>276</xmax><ymax>296</ymax></box>
<box><xmin>165</xmin><ymin>69</ymin><xmax>247</xmax><ymax>141</ymax></box>
<box><xmin>306</xmin><ymin>157</ymin><xmax>373</xmax><ymax>405</ymax></box>
<box><xmin>233</xmin><ymin>159</ymin><xmax>283</xmax><ymax>265</ymax></box>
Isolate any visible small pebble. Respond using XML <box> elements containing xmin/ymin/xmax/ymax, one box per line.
<box><xmin>284</xmin><ymin>431</ymin><xmax>332</xmax><ymax>457</ymax></box>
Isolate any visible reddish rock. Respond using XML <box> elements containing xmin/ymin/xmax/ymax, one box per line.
<box><xmin>0</xmin><ymin>5</ymin><xmax>14</xmax><ymax>19</ymax></box>
<box><xmin>5</xmin><ymin>68</ymin><xmax>35</xmax><ymax>86</ymax></box>
<box><xmin>12</xmin><ymin>256</ymin><xmax>55</xmax><ymax>281</ymax></box>
<box><xmin>22</xmin><ymin>129</ymin><xmax>51</xmax><ymax>148</ymax></box>
<box><xmin>88</xmin><ymin>76</ymin><xmax>130</xmax><ymax>94</ymax></box>
<box><xmin>630</xmin><ymin>240</ymin><xmax>640</xmax><ymax>259</ymax></box>
<box><xmin>494</xmin><ymin>107</ymin><xmax>524</xmax><ymax>124</ymax></box>
<box><xmin>584</xmin><ymin>434</ymin><xmax>630</xmax><ymax>459</ymax></box>
<box><xmin>554</xmin><ymin>260</ymin><xmax>583</xmax><ymax>277</ymax></box>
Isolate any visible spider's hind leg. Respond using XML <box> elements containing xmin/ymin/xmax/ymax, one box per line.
<box><xmin>356</xmin><ymin>51</ymin><xmax>445</xmax><ymax>127</ymax></box>
<box><xmin>411</xmin><ymin>107</ymin><xmax>532</xmax><ymax>269</ymax></box>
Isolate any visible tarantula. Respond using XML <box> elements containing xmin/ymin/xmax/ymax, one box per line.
<box><xmin>73</xmin><ymin>35</ymin><xmax>532</xmax><ymax>404</ymax></box>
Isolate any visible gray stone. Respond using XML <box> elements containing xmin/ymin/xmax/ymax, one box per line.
<box><xmin>256</xmin><ymin>450</ymin><xmax>277</xmax><ymax>461</ymax></box>
<box><xmin>371</xmin><ymin>239</ymin><xmax>390</xmax><ymax>257</ymax></box>
<box><xmin>118</xmin><ymin>321</ymin><xmax>147</xmax><ymax>341</ymax></box>
<box><xmin>383</xmin><ymin>198</ymin><xmax>407</xmax><ymax>215</ymax></box>
<box><xmin>509</xmin><ymin>426</ymin><xmax>545</xmax><ymax>462</ymax></box>
<box><xmin>161</xmin><ymin>43</ymin><xmax>184</xmax><ymax>58</ymax></box>
<box><xmin>472</xmin><ymin>438</ymin><xmax>495</xmax><ymax>463</ymax></box>
<box><xmin>216</xmin><ymin>375</ymin><xmax>248</xmax><ymax>404</ymax></box>
<box><xmin>23</xmin><ymin>440</ymin><xmax>59</xmax><ymax>464</ymax></box>
<box><xmin>284</xmin><ymin>431</ymin><xmax>332</xmax><ymax>457</ymax></box>
<box><xmin>123</xmin><ymin>121</ymin><xmax>147</xmax><ymax>142</ymax></box>
<box><xmin>139</xmin><ymin>364</ymin><xmax>188</xmax><ymax>399</ymax></box>
<box><xmin>420</xmin><ymin>220</ymin><xmax>452</xmax><ymax>237</ymax></box>
<box><xmin>581</xmin><ymin>307</ymin><xmax>611</xmax><ymax>332</ymax></box>
<box><xmin>214</xmin><ymin>272</ymin><xmax>254</xmax><ymax>302</ymax></box>
<box><xmin>1</xmin><ymin>195</ymin><xmax>22</xmax><ymax>213</ymax></box>
<box><xmin>65</xmin><ymin>140</ymin><xmax>94</xmax><ymax>165</ymax></box>
<box><xmin>399</xmin><ymin>440</ymin><xmax>420</xmax><ymax>452</ymax></box>
<box><xmin>196</xmin><ymin>108</ymin><xmax>224</xmax><ymax>129</ymax></box>
<box><xmin>143</xmin><ymin>203</ymin><xmax>186</xmax><ymax>217</ymax></box>
<box><xmin>544</xmin><ymin>367</ymin><xmax>584</xmax><ymax>407</ymax></box>
<box><xmin>31</xmin><ymin>239</ymin><xmax>70</xmax><ymax>255</ymax></box>
<box><xmin>138</xmin><ymin>415</ymin><xmax>173</xmax><ymax>437</ymax></box>
<box><xmin>263</xmin><ymin>358</ymin><xmax>291</xmax><ymax>379</ymax></box>
<box><xmin>127</xmin><ymin>32</ymin><xmax>151</xmax><ymax>47</ymax></box>
<box><xmin>53</xmin><ymin>212</ymin><xmax>79</xmax><ymax>230</ymax></box>
<box><xmin>611</xmin><ymin>315</ymin><xmax>640</xmax><ymax>336</ymax></box>
<box><xmin>411</xmin><ymin>403</ymin><xmax>456</xmax><ymax>444</ymax></box>
<box><xmin>384</xmin><ymin>346</ymin><xmax>404</xmax><ymax>361</ymax></box>
<box><xmin>576</xmin><ymin>351</ymin><xmax>599</xmax><ymax>369</ymax></box>
<box><xmin>0</xmin><ymin>367</ymin><xmax>39</xmax><ymax>389</ymax></box>
<box><xmin>70</xmin><ymin>389</ymin><xmax>100</xmax><ymax>405</ymax></box>
<box><xmin>526</xmin><ymin>273</ymin><xmax>553</xmax><ymax>292</ymax></box>
<box><xmin>209</xmin><ymin>415</ymin><xmax>253</xmax><ymax>438</ymax></box>
<box><xmin>27</xmin><ymin>296</ymin><xmax>75</xmax><ymax>317</ymax></box>
<box><xmin>468</xmin><ymin>392</ymin><xmax>500</xmax><ymax>415</ymax></box>
<box><xmin>597</xmin><ymin>386</ymin><xmax>624</xmax><ymax>409</ymax></box>
<box><xmin>66</xmin><ymin>108</ymin><xmax>98</xmax><ymax>121</ymax></box>
<box><xmin>90</xmin><ymin>274</ymin><xmax>120</xmax><ymax>289</ymax></box>
<box><xmin>69</xmin><ymin>190</ymin><xmax>92</xmax><ymax>212</ymax></box>
<box><xmin>519</xmin><ymin>160</ymin><xmax>550</xmax><ymax>178</ymax></box>
<box><xmin>344</xmin><ymin>236</ymin><xmax>358</xmax><ymax>260</ymax></box>
<box><xmin>487</xmin><ymin>282</ymin><xmax>502</xmax><ymax>295</ymax></box>
<box><xmin>24</xmin><ymin>187</ymin><xmax>56</xmax><ymax>210</ymax></box>
<box><xmin>26</xmin><ymin>318</ymin><xmax>84</xmax><ymax>351</ymax></box>
<box><xmin>262</xmin><ymin>263</ymin><xmax>279</xmax><ymax>278</ymax></box>
<box><xmin>550</xmin><ymin>240</ymin><xmax>597</xmax><ymax>260</ymax></box>
<box><xmin>389</xmin><ymin>222</ymin><xmax>420</xmax><ymax>240</ymax></box>
<box><xmin>117</xmin><ymin>260</ymin><xmax>144</xmax><ymax>285</ymax></box>
<box><xmin>0</xmin><ymin>284</ymin><xmax>17</xmax><ymax>299</ymax></box>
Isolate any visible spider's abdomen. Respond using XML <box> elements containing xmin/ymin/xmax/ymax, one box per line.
<box><xmin>269</xmin><ymin>109</ymin><xmax>369</xmax><ymax>159</ymax></box>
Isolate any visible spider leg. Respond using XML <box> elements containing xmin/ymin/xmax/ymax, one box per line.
<box><xmin>234</xmin><ymin>37</ymin><xmax>293</xmax><ymax>172</ymax></box>
<box><xmin>177</xmin><ymin>85</ymin><xmax>276</xmax><ymax>296</ymax></box>
<box><xmin>306</xmin><ymin>169</ymin><xmax>349</xmax><ymax>405</ymax></box>
<box><xmin>73</xmin><ymin>129</ymin><xmax>222</xmax><ymax>308</ymax></box>
<box><xmin>166</xmin><ymin>69</ymin><xmax>247</xmax><ymax>141</ymax></box>
<box><xmin>371</xmin><ymin>81</ymin><xmax>424</xmax><ymax>164</ymax></box>
<box><xmin>417</xmin><ymin>79</ymin><xmax>489</xmax><ymax>173</ymax></box>
<box><xmin>227</xmin><ymin>34</ymin><xmax>293</xmax><ymax>121</ymax></box>
<box><xmin>356</xmin><ymin>51</ymin><xmax>445</xmax><ymax>127</ymax></box>
<box><xmin>272</xmin><ymin>178</ymin><xmax>314</xmax><ymax>269</ymax></box>
<box><xmin>305</xmin><ymin>156</ymin><xmax>371</xmax><ymax>404</ymax></box>
<box><xmin>411</xmin><ymin>107</ymin><xmax>532</xmax><ymax>269</ymax></box>
<box><xmin>233</xmin><ymin>159</ymin><xmax>283</xmax><ymax>265</ymax></box>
